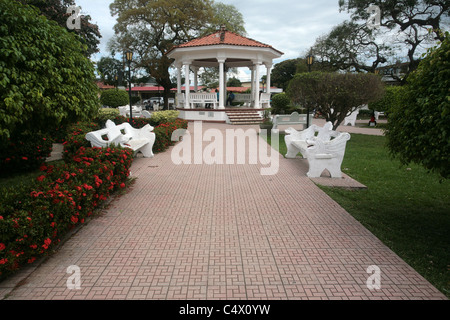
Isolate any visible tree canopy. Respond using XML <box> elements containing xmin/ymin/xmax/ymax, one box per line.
<box><xmin>109</xmin><ymin>0</ymin><xmax>246</xmax><ymax>108</ymax></box>
<box><xmin>287</xmin><ymin>72</ymin><xmax>384</xmax><ymax>129</ymax></box>
<box><xmin>311</xmin><ymin>0</ymin><xmax>449</xmax><ymax>81</ymax></box>
<box><xmin>17</xmin><ymin>0</ymin><xmax>102</xmax><ymax>57</ymax></box>
<box><xmin>0</xmin><ymin>0</ymin><xmax>99</xmax><ymax>139</ymax></box>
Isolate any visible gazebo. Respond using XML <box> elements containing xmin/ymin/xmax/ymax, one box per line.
<box><xmin>166</xmin><ymin>27</ymin><xmax>283</xmax><ymax>122</ymax></box>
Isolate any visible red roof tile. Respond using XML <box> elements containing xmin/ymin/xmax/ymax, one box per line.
<box><xmin>168</xmin><ymin>30</ymin><xmax>283</xmax><ymax>54</ymax></box>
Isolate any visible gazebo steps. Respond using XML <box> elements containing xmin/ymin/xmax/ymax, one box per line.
<box><xmin>226</xmin><ymin>110</ymin><xmax>263</xmax><ymax>125</ymax></box>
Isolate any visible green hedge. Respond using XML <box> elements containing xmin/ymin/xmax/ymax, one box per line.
<box><xmin>0</xmin><ymin>131</ymin><xmax>53</xmax><ymax>178</ymax></box>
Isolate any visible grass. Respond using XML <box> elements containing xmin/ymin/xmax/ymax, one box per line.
<box><xmin>266</xmin><ymin>131</ymin><xmax>450</xmax><ymax>298</ymax></box>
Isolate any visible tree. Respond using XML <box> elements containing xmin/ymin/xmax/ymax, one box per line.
<box><xmin>311</xmin><ymin>21</ymin><xmax>390</xmax><ymax>73</ymax></box>
<box><xmin>337</xmin><ymin>0</ymin><xmax>449</xmax><ymax>81</ymax></box>
<box><xmin>109</xmin><ymin>0</ymin><xmax>216</xmax><ymax>109</ymax></box>
<box><xmin>17</xmin><ymin>0</ymin><xmax>102</xmax><ymax>57</ymax></box>
<box><xmin>384</xmin><ymin>32</ymin><xmax>450</xmax><ymax>179</ymax></box>
<box><xmin>204</xmin><ymin>2</ymin><xmax>246</xmax><ymax>36</ymax></box>
<box><xmin>271</xmin><ymin>58</ymin><xmax>302</xmax><ymax>91</ymax></box>
<box><xmin>109</xmin><ymin>0</ymin><xmax>246</xmax><ymax>109</ymax></box>
<box><xmin>227</xmin><ymin>77</ymin><xmax>242</xmax><ymax>87</ymax></box>
<box><xmin>287</xmin><ymin>72</ymin><xmax>384</xmax><ymax>129</ymax></box>
<box><xmin>97</xmin><ymin>57</ymin><xmax>123</xmax><ymax>86</ymax></box>
<box><xmin>0</xmin><ymin>0</ymin><xmax>99</xmax><ymax>139</ymax></box>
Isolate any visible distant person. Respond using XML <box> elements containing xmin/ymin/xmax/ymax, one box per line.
<box><xmin>226</xmin><ymin>91</ymin><xmax>235</xmax><ymax>106</ymax></box>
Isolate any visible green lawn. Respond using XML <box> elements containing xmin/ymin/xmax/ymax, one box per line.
<box><xmin>267</xmin><ymin>132</ymin><xmax>450</xmax><ymax>298</ymax></box>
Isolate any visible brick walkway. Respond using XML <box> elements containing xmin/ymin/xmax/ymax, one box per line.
<box><xmin>1</xmin><ymin>121</ymin><xmax>446</xmax><ymax>300</ymax></box>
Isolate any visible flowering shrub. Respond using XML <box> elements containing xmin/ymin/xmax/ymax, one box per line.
<box><xmin>0</xmin><ymin>116</ymin><xmax>186</xmax><ymax>279</ymax></box>
<box><xmin>0</xmin><ymin>131</ymin><xmax>53</xmax><ymax>177</ymax></box>
<box><xmin>62</xmin><ymin>121</ymin><xmax>100</xmax><ymax>161</ymax></box>
<box><xmin>153</xmin><ymin>119</ymin><xmax>188</xmax><ymax>153</ymax></box>
<box><xmin>0</xmin><ymin>146</ymin><xmax>132</xmax><ymax>280</ymax></box>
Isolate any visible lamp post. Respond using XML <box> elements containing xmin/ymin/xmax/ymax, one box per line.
<box><xmin>305</xmin><ymin>51</ymin><xmax>314</xmax><ymax>128</ymax></box>
<box><xmin>125</xmin><ymin>51</ymin><xmax>133</xmax><ymax>121</ymax></box>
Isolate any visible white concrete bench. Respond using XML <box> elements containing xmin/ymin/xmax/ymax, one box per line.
<box><xmin>302</xmin><ymin>132</ymin><xmax>351</xmax><ymax>178</ymax></box>
<box><xmin>284</xmin><ymin>121</ymin><xmax>335</xmax><ymax>159</ymax></box>
<box><xmin>234</xmin><ymin>93</ymin><xmax>252</xmax><ymax>106</ymax></box>
<box><xmin>85</xmin><ymin>120</ymin><xmax>155</xmax><ymax>158</ymax></box>
<box><xmin>272</xmin><ymin>112</ymin><xmax>313</xmax><ymax>129</ymax></box>
<box><xmin>259</xmin><ymin>92</ymin><xmax>271</xmax><ymax>108</ymax></box>
<box><xmin>374</xmin><ymin>111</ymin><xmax>384</xmax><ymax>120</ymax></box>
<box><xmin>343</xmin><ymin>109</ymin><xmax>359</xmax><ymax>126</ymax></box>
<box><xmin>176</xmin><ymin>93</ymin><xmax>185</xmax><ymax>108</ymax></box>
<box><xmin>189</xmin><ymin>93</ymin><xmax>218</xmax><ymax>109</ymax></box>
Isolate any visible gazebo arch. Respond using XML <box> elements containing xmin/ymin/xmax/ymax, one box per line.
<box><xmin>166</xmin><ymin>27</ymin><xmax>283</xmax><ymax>121</ymax></box>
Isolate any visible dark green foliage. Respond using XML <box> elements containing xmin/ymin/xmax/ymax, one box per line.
<box><xmin>0</xmin><ymin>131</ymin><xmax>53</xmax><ymax>177</ymax></box>
<box><xmin>0</xmin><ymin>0</ymin><xmax>100</xmax><ymax>139</ymax></box>
<box><xmin>287</xmin><ymin>71</ymin><xmax>384</xmax><ymax>129</ymax></box>
<box><xmin>100</xmin><ymin>89</ymin><xmax>129</xmax><ymax>108</ymax></box>
<box><xmin>385</xmin><ymin>32</ymin><xmax>450</xmax><ymax>179</ymax></box>
<box><xmin>369</xmin><ymin>85</ymin><xmax>404</xmax><ymax>113</ymax></box>
<box><xmin>270</xmin><ymin>93</ymin><xmax>291</xmax><ymax>114</ymax></box>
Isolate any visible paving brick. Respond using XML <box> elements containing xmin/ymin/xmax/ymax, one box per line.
<box><xmin>2</xmin><ymin>122</ymin><xmax>446</xmax><ymax>300</ymax></box>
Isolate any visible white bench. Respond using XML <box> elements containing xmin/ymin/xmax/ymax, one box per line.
<box><xmin>302</xmin><ymin>132</ymin><xmax>351</xmax><ymax>178</ymax></box>
<box><xmin>272</xmin><ymin>112</ymin><xmax>313</xmax><ymax>129</ymax></box>
<box><xmin>85</xmin><ymin>120</ymin><xmax>155</xmax><ymax>158</ymax></box>
<box><xmin>189</xmin><ymin>93</ymin><xmax>218</xmax><ymax>109</ymax></box>
<box><xmin>343</xmin><ymin>109</ymin><xmax>359</xmax><ymax>126</ymax></box>
<box><xmin>234</xmin><ymin>93</ymin><xmax>252</xmax><ymax>106</ymax></box>
<box><xmin>284</xmin><ymin>121</ymin><xmax>335</xmax><ymax>159</ymax></box>
<box><xmin>259</xmin><ymin>92</ymin><xmax>271</xmax><ymax>108</ymax></box>
<box><xmin>176</xmin><ymin>93</ymin><xmax>185</xmax><ymax>108</ymax></box>
<box><xmin>284</xmin><ymin>121</ymin><xmax>350</xmax><ymax>178</ymax></box>
<box><xmin>374</xmin><ymin>111</ymin><xmax>384</xmax><ymax>120</ymax></box>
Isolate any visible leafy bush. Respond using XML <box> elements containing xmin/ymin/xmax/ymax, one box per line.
<box><xmin>62</xmin><ymin>122</ymin><xmax>100</xmax><ymax>161</ymax></box>
<box><xmin>152</xmin><ymin>119</ymin><xmax>189</xmax><ymax>153</ymax></box>
<box><xmin>100</xmin><ymin>89</ymin><xmax>129</xmax><ymax>108</ymax></box>
<box><xmin>369</xmin><ymin>85</ymin><xmax>403</xmax><ymax>113</ymax></box>
<box><xmin>270</xmin><ymin>93</ymin><xmax>291</xmax><ymax>114</ymax></box>
<box><xmin>0</xmin><ymin>146</ymin><xmax>133</xmax><ymax>280</ymax></box>
<box><xmin>96</xmin><ymin>108</ymin><xmax>120</xmax><ymax>127</ymax></box>
<box><xmin>385</xmin><ymin>32</ymin><xmax>450</xmax><ymax>179</ymax></box>
<box><xmin>0</xmin><ymin>131</ymin><xmax>53</xmax><ymax>177</ymax></box>
<box><xmin>0</xmin><ymin>0</ymin><xmax>99</xmax><ymax>139</ymax></box>
<box><xmin>287</xmin><ymin>72</ymin><xmax>384</xmax><ymax>129</ymax></box>
<box><xmin>150</xmin><ymin>110</ymin><xmax>180</xmax><ymax>124</ymax></box>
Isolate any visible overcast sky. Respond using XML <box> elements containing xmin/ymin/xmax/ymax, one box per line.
<box><xmin>75</xmin><ymin>0</ymin><xmax>352</xmax><ymax>80</ymax></box>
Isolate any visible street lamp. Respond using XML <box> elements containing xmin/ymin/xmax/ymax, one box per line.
<box><xmin>125</xmin><ymin>51</ymin><xmax>133</xmax><ymax>121</ymax></box>
<box><xmin>305</xmin><ymin>51</ymin><xmax>314</xmax><ymax>128</ymax></box>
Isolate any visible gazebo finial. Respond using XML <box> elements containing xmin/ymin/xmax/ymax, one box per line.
<box><xmin>220</xmin><ymin>25</ymin><xmax>226</xmax><ymax>42</ymax></box>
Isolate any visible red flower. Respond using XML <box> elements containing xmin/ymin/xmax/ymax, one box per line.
<box><xmin>71</xmin><ymin>216</ymin><xmax>78</xmax><ymax>224</ymax></box>
<box><xmin>0</xmin><ymin>258</ymin><xmax>7</xmax><ymax>265</ymax></box>
<box><xmin>0</xmin><ymin>243</ymin><xmax>5</xmax><ymax>251</ymax></box>
<box><xmin>37</xmin><ymin>175</ymin><xmax>45</xmax><ymax>182</ymax></box>
<box><xmin>22</xmin><ymin>157</ymin><xmax>28</xmax><ymax>160</ymax></box>
<box><xmin>120</xmin><ymin>183</ymin><xmax>126</xmax><ymax>188</ymax></box>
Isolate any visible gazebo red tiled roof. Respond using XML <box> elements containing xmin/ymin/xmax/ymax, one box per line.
<box><xmin>167</xmin><ymin>29</ymin><xmax>283</xmax><ymax>55</ymax></box>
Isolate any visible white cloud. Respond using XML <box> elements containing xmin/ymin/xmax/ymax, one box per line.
<box><xmin>76</xmin><ymin>0</ymin><xmax>350</xmax><ymax>63</ymax></box>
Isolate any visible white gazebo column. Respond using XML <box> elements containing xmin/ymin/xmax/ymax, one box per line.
<box><xmin>184</xmin><ymin>62</ymin><xmax>191</xmax><ymax>109</ymax></box>
<box><xmin>250</xmin><ymin>66</ymin><xmax>255</xmax><ymax>105</ymax></box>
<box><xmin>192</xmin><ymin>66</ymin><xmax>199</xmax><ymax>92</ymax></box>
<box><xmin>176</xmin><ymin>63</ymin><xmax>182</xmax><ymax>108</ymax></box>
<box><xmin>218</xmin><ymin>59</ymin><xmax>225</xmax><ymax>109</ymax></box>
<box><xmin>265</xmin><ymin>63</ymin><xmax>272</xmax><ymax>95</ymax></box>
<box><xmin>253</xmin><ymin>63</ymin><xmax>261</xmax><ymax>108</ymax></box>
